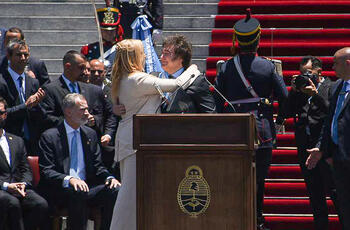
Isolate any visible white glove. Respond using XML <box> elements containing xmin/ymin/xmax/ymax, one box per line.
<box><xmin>152</xmin><ymin>29</ymin><xmax>163</xmax><ymax>45</ymax></box>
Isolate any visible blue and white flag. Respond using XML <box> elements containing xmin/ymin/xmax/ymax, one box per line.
<box><xmin>131</xmin><ymin>15</ymin><xmax>163</xmax><ymax>74</ymax></box>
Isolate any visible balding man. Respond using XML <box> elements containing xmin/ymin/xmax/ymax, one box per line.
<box><xmin>308</xmin><ymin>47</ymin><xmax>350</xmax><ymax>228</ymax></box>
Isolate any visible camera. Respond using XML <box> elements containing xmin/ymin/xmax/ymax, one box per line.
<box><xmin>294</xmin><ymin>72</ymin><xmax>318</xmax><ymax>90</ymax></box>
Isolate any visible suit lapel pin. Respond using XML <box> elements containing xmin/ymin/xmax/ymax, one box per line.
<box><xmin>8</xmin><ymin>136</ymin><xmax>12</xmax><ymax>140</ymax></box>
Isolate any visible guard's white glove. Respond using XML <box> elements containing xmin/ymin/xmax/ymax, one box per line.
<box><xmin>152</xmin><ymin>29</ymin><xmax>163</xmax><ymax>45</ymax></box>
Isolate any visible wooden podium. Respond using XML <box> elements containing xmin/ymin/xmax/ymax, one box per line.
<box><xmin>134</xmin><ymin>114</ymin><xmax>257</xmax><ymax>230</ymax></box>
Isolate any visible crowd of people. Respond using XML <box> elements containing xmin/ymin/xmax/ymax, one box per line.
<box><xmin>0</xmin><ymin>6</ymin><xmax>350</xmax><ymax>230</ymax></box>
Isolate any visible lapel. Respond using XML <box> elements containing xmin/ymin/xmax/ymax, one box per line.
<box><xmin>58</xmin><ymin>75</ymin><xmax>72</xmax><ymax>96</ymax></box>
<box><xmin>58</xmin><ymin>123</ymin><xmax>71</xmax><ymax>174</ymax></box>
<box><xmin>339</xmin><ymin>81</ymin><xmax>350</xmax><ymax>116</ymax></box>
<box><xmin>80</xmin><ymin>126</ymin><xmax>89</xmax><ymax>167</ymax></box>
<box><xmin>5</xmin><ymin>134</ymin><xmax>16</xmax><ymax>172</ymax></box>
<box><xmin>3</xmin><ymin>70</ymin><xmax>20</xmax><ymax>105</ymax></box>
<box><xmin>330</xmin><ymin>80</ymin><xmax>343</xmax><ymax>117</ymax></box>
<box><xmin>24</xmin><ymin>73</ymin><xmax>32</xmax><ymax>100</ymax></box>
<box><xmin>0</xmin><ymin>136</ymin><xmax>10</xmax><ymax>170</ymax></box>
<box><xmin>78</xmin><ymin>81</ymin><xmax>87</xmax><ymax>97</ymax></box>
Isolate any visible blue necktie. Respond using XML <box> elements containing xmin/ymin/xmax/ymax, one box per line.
<box><xmin>332</xmin><ymin>81</ymin><xmax>349</xmax><ymax>144</ymax></box>
<box><xmin>69</xmin><ymin>82</ymin><xmax>77</xmax><ymax>93</ymax></box>
<box><xmin>70</xmin><ymin>130</ymin><xmax>78</xmax><ymax>174</ymax></box>
<box><xmin>18</xmin><ymin>76</ymin><xmax>30</xmax><ymax>140</ymax></box>
<box><xmin>17</xmin><ymin>76</ymin><xmax>25</xmax><ymax>103</ymax></box>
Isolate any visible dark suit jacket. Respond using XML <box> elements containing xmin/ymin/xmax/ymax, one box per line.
<box><xmin>0</xmin><ymin>55</ymin><xmax>50</xmax><ymax>86</ymax></box>
<box><xmin>0</xmin><ymin>132</ymin><xmax>32</xmax><ymax>188</ymax></box>
<box><xmin>320</xmin><ymin>79</ymin><xmax>350</xmax><ymax>162</ymax></box>
<box><xmin>41</xmin><ymin>76</ymin><xmax>117</xmax><ymax>138</ymax></box>
<box><xmin>152</xmin><ymin>72</ymin><xmax>216</xmax><ymax>113</ymax></box>
<box><xmin>0</xmin><ymin>70</ymin><xmax>45</xmax><ymax>148</ymax></box>
<box><xmin>38</xmin><ymin>123</ymin><xmax>111</xmax><ymax>188</ymax></box>
<box><xmin>284</xmin><ymin>77</ymin><xmax>334</xmax><ymax>148</ymax></box>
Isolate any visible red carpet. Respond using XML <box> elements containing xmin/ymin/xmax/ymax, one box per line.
<box><xmin>207</xmin><ymin>0</ymin><xmax>346</xmax><ymax>228</ymax></box>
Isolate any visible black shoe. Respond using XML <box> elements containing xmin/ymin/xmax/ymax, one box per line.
<box><xmin>257</xmin><ymin>223</ymin><xmax>270</xmax><ymax>230</ymax></box>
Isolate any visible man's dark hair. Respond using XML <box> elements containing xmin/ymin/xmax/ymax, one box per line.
<box><xmin>5</xmin><ymin>27</ymin><xmax>25</xmax><ymax>40</ymax></box>
<box><xmin>6</xmin><ymin>39</ymin><xmax>27</xmax><ymax>56</ymax></box>
<box><xmin>300</xmin><ymin>56</ymin><xmax>322</xmax><ymax>70</ymax></box>
<box><xmin>63</xmin><ymin>50</ymin><xmax>86</xmax><ymax>66</ymax></box>
<box><xmin>162</xmin><ymin>35</ymin><xmax>192</xmax><ymax>69</ymax></box>
<box><xmin>0</xmin><ymin>97</ymin><xmax>8</xmax><ymax>110</ymax></box>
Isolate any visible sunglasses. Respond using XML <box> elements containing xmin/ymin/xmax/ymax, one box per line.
<box><xmin>91</xmin><ymin>70</ymin><xmax>104</xmax><ymax>74</ymax></box>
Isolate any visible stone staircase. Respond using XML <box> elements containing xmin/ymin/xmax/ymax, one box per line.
<box><xmin>0</xmin><ymin>0</ymin><xmax>218</xmax><ymax>79</ymax></box>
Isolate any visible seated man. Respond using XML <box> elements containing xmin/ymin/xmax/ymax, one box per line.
<box><xmin>0</xmin><ymin>97</ymin><xmax>48</xmax><ymax>230</ymax></box>
<box><xmin>38</xmin><ymin>93</ymin><xmax>120</xmax><ymax>230</ymax></box>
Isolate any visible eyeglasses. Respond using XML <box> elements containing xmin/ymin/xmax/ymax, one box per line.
<box><xmin>91</xmin><ymin>70</ymin><xmax>104</xmax><ymax>74</ymax></box>
<box><xmin>0</xmin><ymin>110</ymin><xmax>7</xmax><ymax>115</ymax></box>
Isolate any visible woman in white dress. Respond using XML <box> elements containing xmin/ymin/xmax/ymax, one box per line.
<box><xmin>109</xmin><ymin>39</ymin><xmax>201</xmax><ymax>230</ymax></box>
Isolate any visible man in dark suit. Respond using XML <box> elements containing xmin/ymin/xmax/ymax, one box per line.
<box><xmin>0</xmin><ymin>39</ymin><xmax>46</xmax><ymax>156</ymax></box>
<box><xmin>88</xmin><ymin>59</ymin><xmax>119</xmax><ymax>172</ymax></box>
<box><xmin>0</xmin><ymin>27</ymin><xmax>50</xmax><ymax>86</ymax></box>
<box><xmin>38</xmin><ymin>93</ymin><xmax>120</xmax><ymax>230</ymax></box>
<box><xmin>283</xmin><ymin>56</ymin><xmax>340</xmax><ymax>230</ymax></box>
<box><xmin>41</xmin><ymin>50</ymin><xmax>117</xmax><ymax>141</ymax></box>
<box><xmin>214</xmin><ymin>12</ymin><xmax>288</xmax><ymax>230</ymax></box>
<box><xmin>308</xmin><ymin>47</ymin><xmax>350</xmax><ymax>229</ymax></box>
<box><xmin>0</xmin><ymin>97</ymin><xmax>49</xmax><ymax>230</ymax></box>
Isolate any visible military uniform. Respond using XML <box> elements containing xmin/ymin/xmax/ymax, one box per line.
<box><xmin>214</xmin><ymin>11</ymin><xmax>288</xmax><ymax>230</ymax></box>
<box><xmin>111</xmin><ymin>0</ymin><xmax>163</xmax><ymax>39</ymax></box>
<box><xmin>81</xmin><ymin>7</ymin><xmax>123</xmax><ymax>77</ymax></box>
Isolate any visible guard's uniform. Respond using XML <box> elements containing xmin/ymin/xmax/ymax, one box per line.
<box><xmin>81</xmin><ymin>7</ymin><xmax>123</xmax><ymax>77</ymax></box>
<box><xmin>214</xmin><ymin>11</ymin><xmax>288</xmax><ymax>230</ymax></box>
<box><xmin>112</xmin><ymin>0</ymin><xmax>163</xmax><ymax>38</ymax></box>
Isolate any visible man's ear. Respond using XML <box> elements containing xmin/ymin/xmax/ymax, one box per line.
<box><xmin>64</xmin><ymin>62</ymin><xmax>72</xmax><ymax>71</ymax></box>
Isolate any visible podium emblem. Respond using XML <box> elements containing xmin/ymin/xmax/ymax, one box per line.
<box><xmin>177</xmin><ymin>165</ymin><xmax>210</xmax><ymax>217</ymax></box>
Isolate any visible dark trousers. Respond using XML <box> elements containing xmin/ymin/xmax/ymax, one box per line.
<box><xmin>0</xmin><ymin>189</ymin><xmax>49</xmax><ymax>230</ymax></box>
<box><xmin>44</xmin><ymin>184</ymin><xmax>118</xmax><ymax>230</ymax></box>
<box><xmin>296</xmin><ymin>132</ymin><xmax>341</xmax><ymax>230</ymax></box>
<box><xmin>333</xmin><ymin>160</ymin><xmax>350</xmax><ymax>230</ymax></box>
<box><xmin>256</xmin><ymin>147</ymin><xmax>272</xmax><ymax>224</ymax></box>
<box><xmin>298</xmin><ymin>147</ymin><xmax>340</xmax><ymax>230</ymax></box>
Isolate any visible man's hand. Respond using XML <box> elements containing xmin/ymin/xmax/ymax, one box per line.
<box><xmin>7</xmin><ymin>182</ymin><xmax>26</xmax><ymax>197</ymax></box>
<box><xmin>300</xmin><ymin>79</ymin><xmax>318</xmax><ymax>97</ymax></box>
<box><xmin>69</xmin><ymin>178</ymin><xmax>89</xmax><ymax>192</ymax></box>
<box><xmin>291</xmin><ymin>75</ymin><xmax>298</xmax><ymax>92</ymax></box>
<box><xmin>25</xmin><ymin>88</ymin><xmax>46</xmax><ymax>108</ymax></box>
<box><xmin>306</xmin><ymin>148</ymin><xmax>322</xmax><ymax>170</ymax></box>
<box><xmin>113</xmin><ymin>103</ymin><xmax>126</xmax><ymax>116</ymax></box>
<box><xmin>86</xmin><ymin>112</ymin><xmax>95</xmax><ymax>127</ymax></box>
<box><xmin>101</xmin><ymin>134</ymin><xmax>111</xmax><ymax>147</ymax></box>
<box><xmin>105</xmin><ymin>178</ymin><xmax>121</xmax><ymax>189</ymax></box>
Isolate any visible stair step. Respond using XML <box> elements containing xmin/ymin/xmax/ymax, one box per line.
<box><xmin>276</xmin><ymin>134</ymin><xmax>296</xmax><ymax>147</ymax></box>
<box><xmin>212</xmin><ymin>28</ymin><xmax>350</xmax><ymax>43</ymax></box>
<box><xmin>264</xmin><ymin>198</ymin><xmax>336</xmax><ymax>214</ymax></box>
<box><xmin>164</xmin><ymin>16</ymin><xmax>215</xmax><ymax>29</ymax></box>
<box><xmin>209</xmin><ymin>42</ymin><xmax>349</xmax><ymax>56</ymax></box>
<box><xmin>265</xmin><ymin>216</ymin><xmax>341</xmax><ymax>230</ymax></box>
<box><xmin>24</xmin><ymin>30</ymin><xmax>98</xmax><ymax>45</ymax></box>
<box><xmin>218</xmin><ymin>1</ymin><xmax>350</xmax><ymax>14</ymax></box>
<box><xmin>268</xmin><ymin>166</ymin><xmax>302</xmax><ymax>179</ymax></box>
<box><xmin>0</xmin><ymin>16</ymin><xmax>97</xmax><ymax>30</ymax></box>
<box><xmin>163</xmin><ymin>31</ymin><xmax>211</xmax><ymax>45</ymax></box>
<box><xmin>215</xmin><ymin>14</ymin><xmax>350</xmax><ymax>29</ymax></box>
<box><xmin>265</xmin><ymin>182</ymin><xmax>306</xmax><ymax>197</ymax></box>
<box><xmin>272</xmin><ymin>149</ymin><xmax>298</xmax><ymax>164</ymax></box>
<box><xmin>164</xmin><ymin>3</ymin><xmax>217</xmax><ymax>16</ymax></box>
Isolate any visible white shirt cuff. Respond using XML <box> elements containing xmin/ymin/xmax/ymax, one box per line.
<box><xmin>2</xmin><ymin>182</ymin><xmax>9</xmax><ymax>191</ymax></box>
<box><xmin>63</xmin><ymin>176</ymin><xmax>73</xmax><ymax>188</ymax></box>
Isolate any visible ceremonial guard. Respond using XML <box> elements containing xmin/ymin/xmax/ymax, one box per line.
<box><xmin>81</xmin><ymin>7</ymin><xmax>123</xmax><ymax>77</ymax></box>
<box><xmin>105</xmin><ymin>0</ymin><xmax>163</xmax><ymax>39</ymax></box>
<box><xmin>214</xmin><ymin>10</ymin><xmax>288</xmax><ymax>230</ymax></box>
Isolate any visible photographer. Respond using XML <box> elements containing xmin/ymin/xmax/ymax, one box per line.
<box><xmin>283</xmin><ymin>56</ymin><xmax>340</xmax><ymax>230</ymax></box>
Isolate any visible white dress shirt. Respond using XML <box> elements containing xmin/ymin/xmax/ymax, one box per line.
<box><xmin>0</xmin><ymin>130</ymin><xmax>11</xmax><ymax>190</ymax></box>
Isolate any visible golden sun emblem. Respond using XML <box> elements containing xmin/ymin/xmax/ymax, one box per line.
<box><xmin>103</xmin><ymin>10</ymin><xmax>114</xmax><ymax>24</ymax></box>
<box><xmin>177</xmin><ymin>165</ymin><xmax>210</xmax><ymax>217</ymax></box>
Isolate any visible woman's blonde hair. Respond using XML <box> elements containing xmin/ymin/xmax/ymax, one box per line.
<box><xmin>111</xmin><ymin>39</ymin><xmax>145</xmax><ymax>101</ymax></box>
